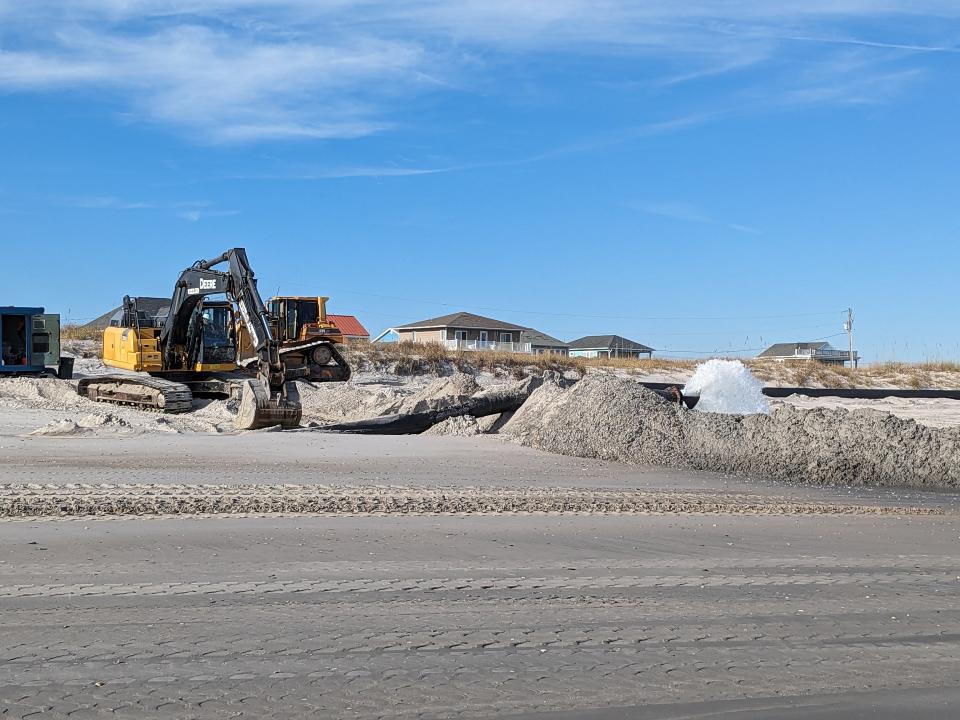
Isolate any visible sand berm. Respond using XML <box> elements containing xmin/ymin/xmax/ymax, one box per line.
<box><xmin>503</xmin><ymin>374</ymin><xmax>960</xmax><ymax>489</ymax></box>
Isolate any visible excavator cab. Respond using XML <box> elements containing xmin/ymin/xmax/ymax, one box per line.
<box><xmin>196</xmin><ymin>301</ymin><xmax>237</xmax><ymax>370</ymax></box>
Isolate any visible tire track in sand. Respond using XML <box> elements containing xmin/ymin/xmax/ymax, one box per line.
<box><xmin>0</xmin><ymin>483</ymin><xmax>945</xmax><ymax>518</ymax></box>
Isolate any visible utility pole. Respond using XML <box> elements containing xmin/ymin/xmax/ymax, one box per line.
<box><xmin>843</xmin><ymin>308</ymin><xmax>855</xmax><ymax>368</ymax></box>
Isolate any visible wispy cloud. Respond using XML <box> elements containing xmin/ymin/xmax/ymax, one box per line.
<box><xmin>215</xmin><ymin>112</ymin><xmax>717</xmax><ymax>181</ymax></box>
<box><xmin>702</xmin><ymin>24</ymin><xmax>960</xmax><ymax>55</ymax></box>
<box><xmin>225</xmin><ymin>165</ymin><xmax>459</xmax><ymax>181</ymax></box>
<box><xmin>65</xmin><ymin>196</ymin><xmax>158</xmax><ymax>210</ymax></box>
<box><xmin>60</xmin><ymin>195</ymin><xmax>237</xmax><ymax>221</ymax></box>
<box><xmin>634</xmin><ymin>201</ymin><xmax>761</xmax><ymax>235</ymax></box>
<box><xmin>522</xmin><ymin>113</ymin><xmax>723</xmax><ymax>163</ymax></box>
<box><xmin>778</xmin><ymin>67</ymin><xmax>924</xmax><ymax>107</ymax></box>
<box><xmin>656</xmin><ymin>47</ymin><xmax>773</xmax><ymax>86</ymax></box>
<box><xmin>0</xmin><ymin>1</ymin><xmax>954</xmax><ymax>142</ymax></box>
<box><xmin>178</xmin><ymin>209</ymin><xmax>240</xmax><ymax>222</ymax></box>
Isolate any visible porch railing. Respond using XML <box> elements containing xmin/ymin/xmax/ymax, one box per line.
<box><xmin>441</xmin><ymin>339</ymin><xmax>532</xmax><ymax>354</ymax></box>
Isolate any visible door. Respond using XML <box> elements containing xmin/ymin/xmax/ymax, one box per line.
<box><xmin>37</xmin><ymin>314</ymin><xmax>60</xmax><ymax>366</ymax></box>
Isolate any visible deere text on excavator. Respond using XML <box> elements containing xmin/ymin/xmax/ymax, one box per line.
<box><xmin>78</xmin><ymin>248</ymin><xmax>305</xmax><ymax>430</ymax></box>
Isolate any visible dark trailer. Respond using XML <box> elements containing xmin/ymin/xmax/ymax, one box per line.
<box><xmin>0</xmin><ymin>306</ymin><xmax>71</xmax><ymax>378</ymax></box>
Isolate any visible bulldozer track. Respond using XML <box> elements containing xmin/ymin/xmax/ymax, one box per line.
<box><xmin>76</xmin><ymin>375</ymin><xmax>193</xmax><ymax>414</ymax></box>
<box><xmin>277</xmin><ymin>338</ymin><xmax>333</xmax><ymax>355</ymax></box>
<box><xmin>0</xmin><ymin>483</ymin><xmax>944</xmax><ymax>519</ymax></box>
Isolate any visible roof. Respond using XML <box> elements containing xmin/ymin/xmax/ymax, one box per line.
<box><xmin>568</xmin><ymin>334</ymin><xmax>654</xmax><ymax>352</ymax></box>
<box><xmin>328</xmin><ymin>314</ymin><xmax>369</xmax><ymax>338</ymax></box>
<box><xmin>395</xmin><ymin>311</ymin><xmax>527</xmax><ymax>332</ymax></box>
<box><xmin>0</xmin><ymin>306</ymin><xmax>44</xmax><ymax>315</ymax></box>
<box><xmin>758</xmin><ymin>342</ymin><xmax>830</xmax><ymax>358</ymax></box>
<box><xmin>520</xmin><ymin>329</ymin><xmax>569</xmax><ymax>348</ymax></box>
<box><xmin>83</xmin><ymin>297</ymin><xmax>170</xmax><ymax>330</ymax></box>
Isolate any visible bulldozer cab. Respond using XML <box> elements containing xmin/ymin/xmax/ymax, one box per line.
<box><xmin>269</xmin><ymin>296</ymin><xmax>342</xmax><ymax>343</ymax></box>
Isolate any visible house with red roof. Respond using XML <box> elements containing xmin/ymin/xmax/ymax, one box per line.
<box><xmin>327</xmin><ymin>314</ymin><xmax>369</xmax><ymax>342</ymax></box>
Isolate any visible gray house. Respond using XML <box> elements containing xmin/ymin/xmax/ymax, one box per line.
<box><xmin>520</xmin><ymin>329</ymin><xmax>570</xmax><ymax>356</ymax></box>
<box><xmin>568</xmin><ymin>335</ymin><xmax>654</xmax><ymax>359</ymax></box>
<box><xmin>758</xmin><ymin>341</ymin><xmax>859</xmax><ymax>367</ymax></box>
<box><xmin>84</xmin><ymin>297</ymin><xmax>170</xmax><ymax>331</ymax></box>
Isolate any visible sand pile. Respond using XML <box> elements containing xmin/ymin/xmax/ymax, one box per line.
<box><xmin>423</xmin><ymin>411</ymin><xmax>511</xmax><ymax>436</ymax></box>
<box><xmin>503</xmin><ymin>374</ymin><xmax>686</xmax><ymax>466</ymax></box>
<box><xmin>396</xmin><ymin>373</ymin><xmax>481</xmax><ymax>414</ymax></box>
<box><xmin>1</xmin><ymin>362</ymin><xmax>505</xmax><ymax>435</ymax></box>
<box><xmin>298</xmin><ymin>380</ymin><xmax>404</xmax><ymax>425</ymax></box>
<box><xmin>504</xmin><ymin>374</ymin><xmax>960</xmax><ymax>489</ymax></box>
<box><xmin>0</xmin><ymin>376</ymin><xmax>87</xmax><ymax>411</ymax></box>
<box><xmin>0</xmin><ymin>375</ymin><xmax>236</xmax><ymax>435</ymax></box>
<box><xmin>297</xmin><ymin>372</ymin><xmax>485</xmax><ymax>426</ymax></box>
<box><xmin>423</xmin><ymin>415</ymin><xmax>483</xmax><ymax>436</ymax></box>
<box><xmin>30</xmin><ymin>412</ymin><xmax>144</xmax><ymax>436</ymax></box>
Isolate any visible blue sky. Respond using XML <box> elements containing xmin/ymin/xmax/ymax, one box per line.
<box><xmin>1</xmin><ymin>1</ymin><xmax>958</xmax><ymax>361</ymax></box>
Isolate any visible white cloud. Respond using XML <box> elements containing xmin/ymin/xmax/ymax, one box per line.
<box><xmin>0</xmin><ymin>22</ymin><xmax>425</xmax><ymax>141</ymax></box>
<box><xmin>0</xmin><ymin>1</ymin><xmax>955</xmax><ymax>142</ymax></box>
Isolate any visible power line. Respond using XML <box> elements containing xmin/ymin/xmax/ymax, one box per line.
<box><xmin>283</xmin><ymin>283</ymin><xmax>846</xmax><ymax>322</ymax></box>
<box><xmin>807</xmin><ymin>331</ymin><xmax>848</xmax><ymax>343</ymax></box>
<box><xmin>655</xmin><ymin>332</ymin><xmax>849</xmax><ymax>356</ymax></box>
<box><xmin>316</xmin><ymin>303</ymin><xmax>841</xmax><ymax>338</ymax></box>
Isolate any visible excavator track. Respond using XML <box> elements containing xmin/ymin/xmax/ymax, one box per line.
<box><xmin>77</xmin><ymin>375</ymin><xmax>194</xmax><ymax>414</ymax></box>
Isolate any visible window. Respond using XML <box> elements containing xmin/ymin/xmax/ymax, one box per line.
<box><xmin>297</xmin><ymin>300</ymin><xmax>319</xmax><ymax>326</ymax></box>
<box><xmin>499</xmin><ymin>332</ymin><xmax>512</xmax><ymax>343</ymax></box>
<box><xmin>201</xmin><ymin>306</ymin><xmax>232</xmax><ymax>348</ymax></box>
<box><xmin>455</xmin><ymin>330</ymin><xmax>468</xmax><ymax>341</ymax></box>
<box><xmin>199</xmin><ymin>304</ymin><xmax>237</xmax><ymax>365</ymax></box>
<box><xmin>32</xmin><ymin>333</ymin><xmax>50</xmax><ymax>354</ymax></box>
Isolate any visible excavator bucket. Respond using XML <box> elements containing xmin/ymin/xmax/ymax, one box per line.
<box><xmin>235</xmin><ymin>379</ymin><xmax>302</xmax><ymax>430</ymax></box>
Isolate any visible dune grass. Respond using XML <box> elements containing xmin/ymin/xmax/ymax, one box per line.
<box><xmin>349</xmin><ymin>341</ymin><xmax>960</xmax><ymax>389</ymax></box>
<box><xmin>60</xmin><ymin>324</ymin><xmax>102</xmax><ymax>341</ymax></box>
<box><xmin>57</xmin><ymin>332</ymin><xmax>960</xmax><ymax>390</ymax></box>
<box><xmin>349</xmin><ymin>341</ymin><xmax>585</xmax><ymax>377</ymax></box>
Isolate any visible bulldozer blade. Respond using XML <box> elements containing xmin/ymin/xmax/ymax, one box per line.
<box><xmin>235</xmin><ymin>379</ymin><xmax>302</xmax><ymax>430</ymax></box>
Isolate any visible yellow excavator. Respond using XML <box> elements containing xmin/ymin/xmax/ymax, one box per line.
<box><xmin>78</xmin><ymin>248</ymin><xmax>308</xmax><ymax>429</ymax></box>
